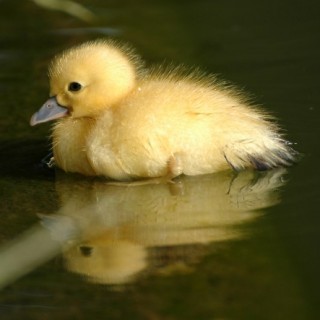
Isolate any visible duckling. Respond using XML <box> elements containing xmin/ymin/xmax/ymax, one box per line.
<box><xmin>30</xmin><ymin>39</ymin><xmax>297</xmax><ymax>180</ymax></box>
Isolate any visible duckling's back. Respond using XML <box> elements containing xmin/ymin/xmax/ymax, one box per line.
<box><xmin>87</xmin><ymin>70</ymin><xmax>297</xmax><ymax>180</ymax></box>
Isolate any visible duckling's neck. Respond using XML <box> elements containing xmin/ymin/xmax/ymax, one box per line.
<box><xmin>79</xmin><ymin>116</ymin><xmax>97</xmax><ymax>122</ymax></box>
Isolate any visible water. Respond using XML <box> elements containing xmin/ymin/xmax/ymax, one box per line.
<box><xmin>0</xmin><ymin>0</ymin><xmax>319</xmax><ymax>319</ymax></box>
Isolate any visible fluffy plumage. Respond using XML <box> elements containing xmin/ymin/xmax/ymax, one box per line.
<box><xmin>30</xmin><ymin>39</ymin><xmax>298</xmax><ymax>180</ymax></box>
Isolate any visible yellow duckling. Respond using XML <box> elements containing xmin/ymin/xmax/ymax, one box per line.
<box><xmin>30</xmin><ymin>39</ymin><xmax>297</xmax><ymax>180</ymax></box>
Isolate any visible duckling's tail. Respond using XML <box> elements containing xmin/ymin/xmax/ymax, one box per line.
<box><xmin>224</xmin><ymin>138</ymin><xmax>300</xmax><ymax>172</ymax></box>
<box><xmin>249</xmin><ymin>141</ymin><xmax>299</xmax><ymax>171</ymax></box>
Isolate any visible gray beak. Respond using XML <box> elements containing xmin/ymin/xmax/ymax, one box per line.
<box><xmin>30</xmin><ymin>97</ymin><xmax>69</xmax><ymax>126</ymax></box>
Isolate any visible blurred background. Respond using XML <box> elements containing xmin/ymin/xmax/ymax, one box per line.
<box><xmin>0</xmin><ymin>0</ymin><xmax>319</xmax><ymax>319</ymax></box>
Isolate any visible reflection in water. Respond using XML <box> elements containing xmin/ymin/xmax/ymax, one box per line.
<box><xmin>32</xmin><ymin>0</ymin><xmax>96</xmax><ymax>23</ymax></box>
<box><xmin>52</xmin><ymin>27</ymin><xmax>121</xmax><ymax>37</ymax></box>
<box><xmin>0</xmin><ymin>169</ymin><xmax>286</xmax><ymax>288</ymax></box>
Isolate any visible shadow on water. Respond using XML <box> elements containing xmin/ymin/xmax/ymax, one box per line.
<box><xmin>0</xmin><ymin>139</ymin><xmax>54</xmax><ymax>180</ymax></box>
<box><xmin>0</xmin><ymin>168</ymin><xmax>286</xmax><ymax>288</ymax></box>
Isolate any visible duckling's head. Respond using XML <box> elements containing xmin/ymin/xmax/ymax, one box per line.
<box><xmin>31</xmin><ymin>39</ymin><xmax>143</xmax><ymax>125</ymax></box>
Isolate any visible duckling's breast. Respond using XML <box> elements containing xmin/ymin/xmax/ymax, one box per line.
<box><xmin>53</xmin><ymin>118</ymin><xmax>97</xmax><ymax>176</ymax></box>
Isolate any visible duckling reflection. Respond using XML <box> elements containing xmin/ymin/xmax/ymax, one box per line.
<box><xmin>54</xmin><ymin>169</ymin><xmax>286</xmax><ymax>285</ymax></box>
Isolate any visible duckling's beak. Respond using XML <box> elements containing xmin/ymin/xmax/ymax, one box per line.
<box><xmin>30</xmin><ymin>97</ymin><xmax>69</xmax><ymax>126</ymax></box>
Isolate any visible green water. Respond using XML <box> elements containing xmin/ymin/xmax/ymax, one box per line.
<box><xmin>0</xmin><ymin>1</ymin><xmax>320</xmax><ymax>319</ymax></box>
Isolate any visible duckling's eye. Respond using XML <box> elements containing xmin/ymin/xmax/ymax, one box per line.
<box><xmin>68</xmin><ymin>82</ymin><xmax>82</xmax><ymax>92</ymax></box>
<box><xmin>79</xmin><ymin>246</ymin><xmax>93</xmax><ymax>257</ymax></box>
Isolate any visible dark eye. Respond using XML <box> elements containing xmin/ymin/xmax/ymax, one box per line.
<box><xmin>79</xmin><ymin>246</ymin><xmax>93</xmax><ymax>257</ymax></box>
<box><xmin>68</xmin><ymin>82</ymin><xmax>82</xmax><ymax>92</ymax></box>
